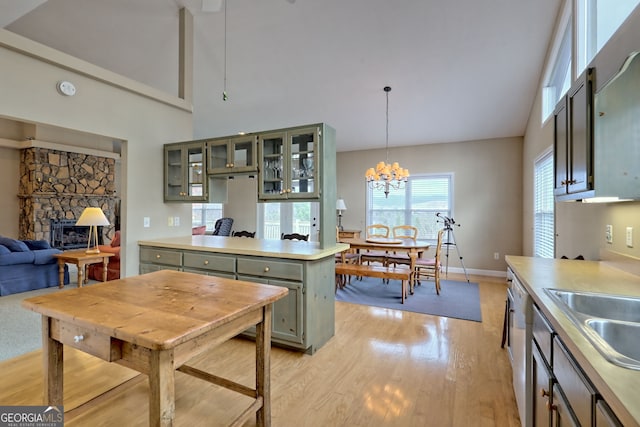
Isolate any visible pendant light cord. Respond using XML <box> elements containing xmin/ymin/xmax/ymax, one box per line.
<box><xmin>385</xmin><ymin>86</ymin><xmax>391</xmax><ymax>164</ymax></box>
<box><xmin>223</xmin><ymin>0</ymin><xmax>228</xmax><ymax>101</ymax></box>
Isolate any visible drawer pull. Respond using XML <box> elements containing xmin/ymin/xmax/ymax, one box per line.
<box><xmin>264</xmin><ymin>267</ymin><xmax>270</xmax><ymax>272</ymax></box>
<box><xmin>74</xmin><ymin>335</ymin><xmax>84</xmax><ymax>343</ymax></box>
<box><xmin>204</xmin><ymin>260</ymin><xmax>209</xmax><ymax>265</ymax></box>
<box><xmin>156</xmin><ymin>254</ymin><xmax>161</xmax><ymax>259</ymax></box>
<box><xmin>540</xmin><ymin>388</ymin><xmax>549</xmax><ymax>397</ymax></box>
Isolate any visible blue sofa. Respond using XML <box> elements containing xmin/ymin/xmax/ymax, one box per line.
<box><xmin>0</xmin><ymin>236</ymin><xmax>69</xmax><ymax>296</ymax></box>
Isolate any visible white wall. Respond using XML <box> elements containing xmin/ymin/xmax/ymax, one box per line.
<box><xmin>0</xmin><ymin>29</ymin><xmax>193</xmax><ymax>278</ymax></box>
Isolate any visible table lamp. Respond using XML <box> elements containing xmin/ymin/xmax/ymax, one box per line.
<box><xmin>336</xmin><ymin>199</ymin><xmax>347</xmax><ymax>231</ymax></box>
<box><xmin>76</xmin><ymin>207</ymin><xmax>110</xmax><ymax>254</ymax></box>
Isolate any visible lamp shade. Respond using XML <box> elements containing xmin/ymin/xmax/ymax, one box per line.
<box><xmin>336</xmin><ymin>199</ymin><xmax>347</xmax><ymax>211</ymax></box>
<box><xmin>76</xmin><ymin>207</ymin><xmax>110</xmax><ymax>226</ymax></box>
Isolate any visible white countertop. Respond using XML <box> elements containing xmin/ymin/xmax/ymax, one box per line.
<box><xmin>138</xmin><ymin>235</ymin><xmax>349</xmax><ymax>261</ymax></box>
<box><xmin>505</xmin><ymin>255</ymin><xmax>640</xmax><ymax>427</ymax></box>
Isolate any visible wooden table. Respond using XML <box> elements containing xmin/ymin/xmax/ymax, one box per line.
<box><xmin>53</xmin><ymin>250</ymin><xmax>115</xmax><ymax>287</ymax></box>
<box><xmin>339</xmin><ymin>237</ymin><xmax>431</xmax><ymax>290</ymax></box>
<box><xmin>21</xmin><ymin>270</ymin><xmax>288</xmax><ymax>426</ymax></box>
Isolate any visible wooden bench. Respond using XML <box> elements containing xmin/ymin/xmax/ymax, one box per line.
<box><xmin>335</xmin><ymin>263</ymin><xmax>411</xmax><ymax>303</ymax></box>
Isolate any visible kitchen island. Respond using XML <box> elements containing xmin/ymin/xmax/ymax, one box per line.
<box><xmin>139</xmin><ymin>235</ymin><xmax>349</xmax><ymax>354</ymax></box>
<box><xmin>506</xmin><ymin>255</ymin><xmax>640</xmax><ymax>427</ymax></box>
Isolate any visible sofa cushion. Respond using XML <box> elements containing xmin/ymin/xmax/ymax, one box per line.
<box><xmin>111</xmin><ymin>230</ymin><xmax>121</xmax><ymax>247</ymax></box>
<box><xmin>0</xmin><ymin>237</ymin><xmax>30</xmax><ymax>252</ymax></box>
<box><xmin>33</xmin><ymin>248</ymin><xmax>62</xmax><ymax>265</ymax></box>
<box><xmin>192</xmin><ymin>226</ymin><xmax>207</xmax><ymax>235</ymax></box>
<box><xmin>23</xmin><ymin>239</ymin><xmax>52</xmax><ymax>250</ymax></box>
<box><xmin>0</xmin><ymin>245</ymin><xmax>10</xmax><ymax>255</ymax></box>
<box><xmin>0</xmin><ymin>251</ymin><xmax>35</xmax><ymax>265</ymax></box>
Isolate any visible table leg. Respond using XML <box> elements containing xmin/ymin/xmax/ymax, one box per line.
<box><xmin>409</xmin><ymin>252</ymin><xmax>417</xmax><ymax>294</ymax></box>
<box><xmin>256</xmin><ymin>304</ymin><xmax>273</xmax><ymax>427</ymax></box>
<box><xmin>42</xmin><ymin>316</ymin><xmax>64</xmax><ymax>406</ymax></box>
<box><xmin>57</xmin><ymin>260</ymin><xmax>65</xmax><ymax>288</ymax></box>
<box><xmin>149</xmin><ymin>349</ymin><xmax>175</xmax><ymax>427</ymax></box>
<box><xmin>76</xmin><ymin>261</ymin><xmax>84</xmax><ymax>287</ymax></box>
<box><xmin>102</xmin><ymin>258</ymin><xmax>109</xmax><ymax>282</ymax></box>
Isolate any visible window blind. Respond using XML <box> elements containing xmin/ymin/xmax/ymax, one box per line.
<box><xmin>534</xmin><ymin>152</ymin><xmax>554</xmax><ymax>258</ymax></box>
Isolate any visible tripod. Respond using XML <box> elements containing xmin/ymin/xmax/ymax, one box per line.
<box><xmin>437</xmin><ymin>214</ymin><xmax>470</xmax><ymax>283</ymax></box>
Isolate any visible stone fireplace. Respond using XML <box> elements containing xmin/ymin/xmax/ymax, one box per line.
<box><xmin>18</xmin><ymin>147</ymin><xmax>120</xmax><ymax>247</ymax></box>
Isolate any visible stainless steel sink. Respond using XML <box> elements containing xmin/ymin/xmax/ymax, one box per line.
<box><xmin>544</xmin><ymin>289</ymin><xmax>640</xmax><ymax>370</ymax></box>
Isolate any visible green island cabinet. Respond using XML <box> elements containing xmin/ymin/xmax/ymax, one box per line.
<box><xmin>139</xmin><ymin>240</ymin><xmax>339</xmax><ymax>354</ymax></box>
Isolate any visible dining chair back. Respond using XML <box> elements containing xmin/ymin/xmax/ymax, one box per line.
<box><xmin>392</xmin><ymin>225</ymin><xmax>418</xmax><ymax>240</ymax></box>
<box><xmin>212</xmin><ymin>217</ymin><xmax>234</xmax><ymax>236</ymax></box>
<box><xmin>366</xmin><ymin>224</ymin><xmax>390</xmax><ymax>239</ymax></box>
<box><xmin>281</xmin><ymin>233</ymin><xmax>309</xmax><ymax>241</ymax></box>
<box><xmin>232</xmin><ymin>230</ymin><xmax>256</xmax><ymax>238</ymax></box>
<box><xmin>414</xmin><ymin>228</ymin><xmax>445</xmax><ymax>295</ymax></box>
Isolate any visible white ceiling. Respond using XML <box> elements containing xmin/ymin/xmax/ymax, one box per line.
<box><xmin>1</xmin><ymin>0</ymin><xmax>561</xmax><ymax>152</ymax></box>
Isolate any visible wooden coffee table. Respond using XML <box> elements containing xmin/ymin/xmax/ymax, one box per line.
<box><xmin>53</xmin><ymin>250</ymin><xmax>115</xmax><ymax>287</ymax></box>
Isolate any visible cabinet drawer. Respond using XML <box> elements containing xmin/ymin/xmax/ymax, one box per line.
<box><xmin>183</xmin><ymin>252</ymin><xmax>235</xmax><ymax>273</ymax></box>
<box><xmin>533</xmin><ymin>304</ymin><xmax>554</xmax><ymax>366</ymax></box>
<box><xmin>140</xmin><ymin>247</ymin><xmax>182</xmax><ymax>266</ymax></box>
<box><xmin>553</xmin><ymin>336</ymin><xmax>596</xmax><ymax>427</ymax></box>
<box><xmin>50</xmin><ymin>319</ymin><xmax>121</xmax><ymax>362</ymax></box>
<box><xmin>237</xmin><ymin>257</ymin><xmax>303</xmax><ymax>281</ymax></box>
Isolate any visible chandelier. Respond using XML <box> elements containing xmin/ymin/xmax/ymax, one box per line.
<box><xmin>365</xmin><ymin>86</ymin><xmax>409</xmax><ymax>198</ymax></box>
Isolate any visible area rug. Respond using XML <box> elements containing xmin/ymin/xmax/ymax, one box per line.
<box><xmin>335</xmin><ymin>276</ymin><xmax>482</xmax><ymax>322</ymax></box>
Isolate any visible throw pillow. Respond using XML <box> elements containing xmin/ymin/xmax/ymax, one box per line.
<box><xmin>192</xmin><ymin>226</ymin><xmax>207</xmax><ymax>235</ymax></box>
<box><xmin>111</xmin><ymin>230</ymin><xmax>121</xmax><ymax>247</ymax></box>
<box><xmin>23</xmin><ymin>239</ymin><xmax>52</xmax><ymax>250</ymax></box>
<box><xmin>0</xmin><ymin>237</ymin><xmax>30</xmax><ymax>252</ymax></box>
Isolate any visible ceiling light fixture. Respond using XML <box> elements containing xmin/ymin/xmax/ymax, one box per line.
<box><xmin>365</xmin><ymin>86</ymin><xmax>409</xmax><ymax>198</ymax></box>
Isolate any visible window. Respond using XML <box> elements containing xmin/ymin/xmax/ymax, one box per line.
<box><xmin>260</xmin><ymin>202</ymin><xmax>319</xmax><ymax>240</ymax></box>
<box><xmin>576</xmin><ymin>0</ymin><xmax>640</xmax><ymax>73</ymax></box>
<box><xmin>366</xmin><ymin>174</ymin><xmax>452</xmax><ymax>241</ymax></box>
<box><xmin>542</xmin><ymin>9</ymin><xmax>572</xmax><ymax>121</ymax></box>
<box><xmin>192</xmin><ymin>203</ymin><xmax>223</xmax><ymax>231</ymax></box>
<box><xmin>534</xmin><ymin>150</ymin><xmax>554</xmax><ymax>258</ymax></box>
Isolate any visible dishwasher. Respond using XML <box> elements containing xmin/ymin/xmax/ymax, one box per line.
<box><xmin>507</xmin><ymin>268</ymin><xmax>533</xmax><ymax>427</ymax></box>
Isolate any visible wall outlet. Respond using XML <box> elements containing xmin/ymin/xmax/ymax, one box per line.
<box><xmin>143</xmin><ymin>217</ymin><xmax>150</xmax><ymax>228</ymax></box>
<box><xmin>494</xmin><ymin>252</ymin><xmax>500</xmax><ymax>260</ymax></box>
<box><xmin>168</xmin><ymin>216</ymin><xmax>174</xmax><ymax>227</ymax></box>
<box><xmin>605</xmin><ymin>224</ymin><xmax>613</xmax><ymax>244</ymax></box>
<box><xmin>174</xmin><ymin>216</ymin><xmax>180</xmax><ymax>226</ymax></box>
<box><xmin>626</xmin><ymin>227</ymin><xmax>633</xmax><ymax>247</ymax></box>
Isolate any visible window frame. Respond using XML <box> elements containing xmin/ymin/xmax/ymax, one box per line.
<box><xmin>533</xmin><ymin>148</ymin><xmax>555</xmax><ymax>258</ymax></box>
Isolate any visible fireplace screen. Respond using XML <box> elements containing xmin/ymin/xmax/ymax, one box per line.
<box><xmin>50</xmin><ymin>219</ymin><xmax>103</xmax><ymax>250</ymax></box>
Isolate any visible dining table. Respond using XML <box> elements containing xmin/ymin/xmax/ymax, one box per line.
<box><xmin>339</xmin><ymin>237</ymin><xmax>431</xmax><ymax>290</ymax></box>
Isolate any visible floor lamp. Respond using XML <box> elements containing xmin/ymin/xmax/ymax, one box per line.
<box><xmin>76</xmin><ymin>207</ymin><xmax>110</xmax><ymax>254</ymax></box>
<box><xmin>336</xmin><ymin>199</ymin><xmax>347</xmax><ymax>231</ymax></box>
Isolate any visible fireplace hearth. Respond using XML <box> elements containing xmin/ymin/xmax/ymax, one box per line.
<box><xmin>50</xmin><ymin>219</ymin><xmax>103</xmax><ymax>250</ymax></box>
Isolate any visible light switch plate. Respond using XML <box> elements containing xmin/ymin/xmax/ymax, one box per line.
<box><xmin>143</xmin><ymin>217</ymin><xmax>150</xmax><ymax>228</ymax></box>
<box><xmin>626</xmin><ymin>227</ymin><xmax>633</xmax><ymax>247</ymax></box>
<box><xmin>605</xmin><ymin>225</ymin><xmax>613</xmax><ymax>244</ymax></box>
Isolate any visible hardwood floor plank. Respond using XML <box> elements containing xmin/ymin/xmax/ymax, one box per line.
<box><xmin>0</xmin><ymin>274</ymin><xmax>520</xmax><ymax>426</ymax></box>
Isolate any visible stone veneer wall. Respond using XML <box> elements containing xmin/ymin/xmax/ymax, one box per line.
<box><xmin>18</xmin><ymin>147</ymin><xmax>119</xmax><ymax>243</ymax></box>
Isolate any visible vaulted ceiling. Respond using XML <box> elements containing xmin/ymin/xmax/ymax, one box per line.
<box><xmin>1</xmin><ymin>0</ymin><xmax>561</xmax><ymax>152</ymax></box>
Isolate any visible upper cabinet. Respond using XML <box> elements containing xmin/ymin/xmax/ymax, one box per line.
<box><xmin>593</xmin><ymin>52</ymin><xmax>640</xmax><ymax>201</ymax></box>
<box><xmin>554</xmin><ymin>68</ymin><xmax>594</xmax><ymax>201</ymax></box>
<box><xmin>258</xmin><ymin>126</ymin><xmax>320</xmax><ymax>200</ymax></box>
<box><xmin>164</xmin><ymin>141</ymin><xmax>208</xmax><ymax>202</ymax></box>
<box><xmin>206</xmin><ymin>135</ymin><xmax>258</xmax><ymax>175</ymax></box>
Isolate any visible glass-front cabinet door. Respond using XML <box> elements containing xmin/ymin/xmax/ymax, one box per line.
<box><xmin>164</xmin><ymin>141</ymin><xmax>207</xmax><ymax>202</ymax></box>
<box><xmin>206</xmin><ymin>135</ymin><xmax>258</xmax><ymax>175</ymax></box>
<box><xmin>258</xmin><ymin>126</ymin><xmax>320</xmax><ymax>200</ymax></box>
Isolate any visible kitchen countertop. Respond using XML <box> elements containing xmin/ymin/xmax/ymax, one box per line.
<box><xmin>138</xmin><ymin>235</ymin><xmax>349</xmax><ymax>261</ymax></box>
<box><xmin>505</xmin><ymin>255</ymin><xmax>640</xmax><ymax>427</ymax></box>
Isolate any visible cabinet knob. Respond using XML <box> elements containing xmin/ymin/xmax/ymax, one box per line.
<box><xmin>286</xmin><ymin>188</ymin><xmax>292</xmax><ymax>193</ymax></box>
<box><xmin>264</xmin><ymin>267</ymin><xmax>270</xmax><ymax>272</ymax></box>
<box><xmin>546</xmin><ymin>401</ymin><xmax>557</xmax><ymax>411</ymax></box>
<box><xmin>229</xmin><ymin>163</ymin><xmax>234</xmax><ymax>168</ymax></box>
<box><xmin>74</xmin><ymin>335</ymin><xmax>84</xmax><ymax>343</ymax></box>
<box><xmin>540</xmin><ymin>388</ymin><xmax>550</xmax><ymax>397</ymax></box>
<box><xmin>156</xmin><ymin>254</ymin><xmax>161</xmax><ymax>259</ymax></box>
<box><xmin>204</xmin><ymin>260</ymin><xmax>209</xmax><ymax>265</ymax></box>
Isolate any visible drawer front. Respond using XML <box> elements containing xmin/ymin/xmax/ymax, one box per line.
<box><xmin>51</xmin><ymin>319</ymin><xmax>121</xmax><ymax>362</ymax></box>
<box><xmin>553</xmin><ymin>336</ymin><xmax>595</xmax><ymax>427</ymax></box>
<box><xmin>183</xmin><ymin>268</ymin><xmax>236</xmax><ymax>280</ymax></box>
<box><xmin>139</xmin><ymin>247</ymin><xmax>182</xmax><ymax>266</ymax></box>
<box><xmin>237</xmin><ymin>257</ymin><xmax>303</xmax><ymax>281</ymax></box>
<box><xmin>140</xmin><ymin>263</ymin><xmax>181</xmax><ymax>274</ymax></box>
<box><xmin>533</xmin><ymin>304</ymin><xmax>554</xmax><ymax>366</ymax></box>
<box><xmin>183</xmin><ymin>252</ymin><xmax>235</xmax><ymax>273</ymax></box>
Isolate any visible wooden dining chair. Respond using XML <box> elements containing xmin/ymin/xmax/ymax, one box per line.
<box><xmin>281</xmin><ymin>233</ymin><xmax>309</xmax><ymax>241</ymax></box>
<box><xmin>335</xmin><ymin>227</ymin><xmax>360</xmax><ymax>289</ymax></box>
<box><xmin>388</xmin><ymin>225</ymin><xmax>418</xmax><ymax>267</ymax></box>
<box><xmin>361</xmin><ymin>224</ymin><xmax>390</xmax><ymax>267</ymax></box>
<box><xmin>414</xmin><ymin>228</ymin><xmax>445</xmax><ymax>295</ymax></box>
<box><xmin>232</xmin><ymin>230</ymin><xmax>256</xmax><ymax>238</ymax></box>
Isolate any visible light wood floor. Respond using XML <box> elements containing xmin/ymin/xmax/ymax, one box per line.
<box><xmin>0</xmin><ymin>274</ymin><xmax>520</xmax><ymax>426</ymax></box>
